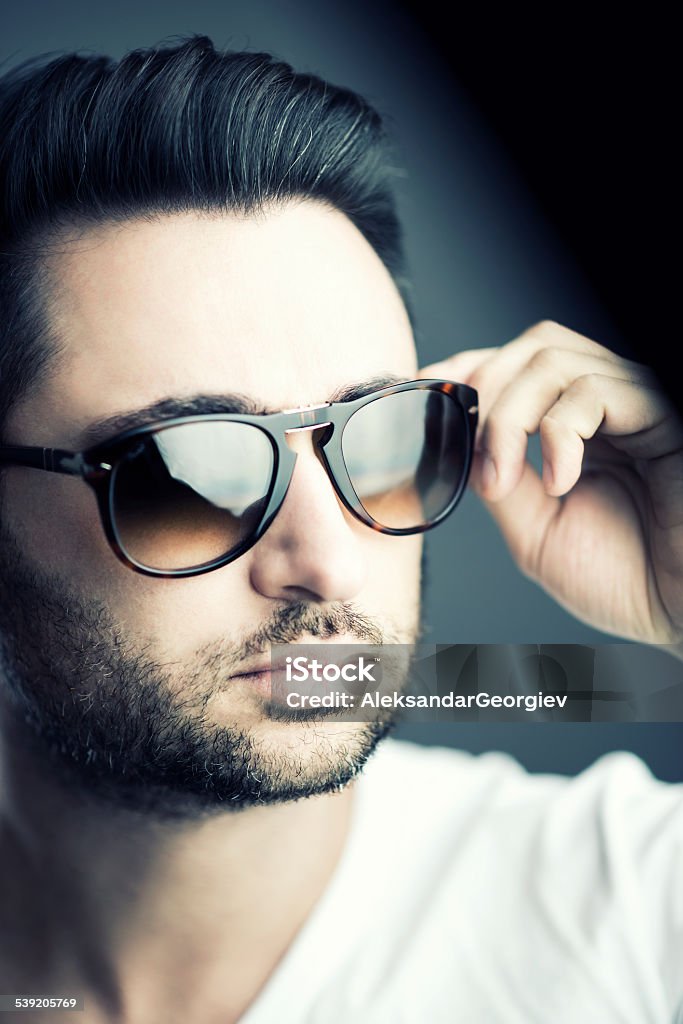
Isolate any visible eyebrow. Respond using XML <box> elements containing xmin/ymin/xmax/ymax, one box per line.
<box><xmin>76</xmin><ymin>375</ymin><xmax>408</xmax><ymax>449</ymax></box>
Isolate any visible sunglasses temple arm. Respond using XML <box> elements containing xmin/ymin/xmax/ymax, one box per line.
<box><xmin>0</xmin><ymin>445</ymin><xmax>89</xmax><ymax>476</ymax></box>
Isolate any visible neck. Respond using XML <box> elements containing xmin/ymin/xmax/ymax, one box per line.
<box><xmin>0</xmin><ymin>703</ymin><xmax>356</xmax><ymax>1023</ymax></box>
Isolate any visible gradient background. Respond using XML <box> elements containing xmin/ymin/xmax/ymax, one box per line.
<box><xmin>2</xmin><ymin>0</ymin><xmax>680</xmax><ymax>779</ymax></box>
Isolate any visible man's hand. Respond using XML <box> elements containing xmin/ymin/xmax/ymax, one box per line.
<box><xmin>419</xmin><ymin>321</ymin><xmax>683</xmax><ymax>646</ymax></box>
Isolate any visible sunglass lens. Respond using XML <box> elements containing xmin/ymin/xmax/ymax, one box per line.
<box><xmin>341</xmin><ymin>389</ymin><xmax>469</xmax><ymax>529</ymax></box>
<box><xmin>110</xmin><ymin>422</ymin><xmax>275</xmax><ymax>571</ymax></box>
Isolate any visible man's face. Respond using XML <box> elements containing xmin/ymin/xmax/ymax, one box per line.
<box><xmin>0</xmin><ymin>201</ymin><xmax>422</xmax><ymax>815</ymax></box>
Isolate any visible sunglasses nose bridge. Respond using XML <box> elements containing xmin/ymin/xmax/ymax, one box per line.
<box><xmin>283</xmin><ymin>420</ymin><xmax>333</xmax><ymax>454</ymax></box>
<box><xmin>280</xmin><ymin>402</ymin><xmax>334</xmax><ymax>450</ymax></box>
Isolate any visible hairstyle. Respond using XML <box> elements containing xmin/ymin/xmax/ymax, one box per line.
<box><xmin>0</xmin><ymin>35</ymin><xmax>412</xmax><ymax>438</ymax></box>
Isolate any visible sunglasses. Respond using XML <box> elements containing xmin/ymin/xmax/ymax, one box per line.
<box><xmin>0</xmin><ymin>379</ymin><xmax>478</xmax><ymax>578</ymax></box>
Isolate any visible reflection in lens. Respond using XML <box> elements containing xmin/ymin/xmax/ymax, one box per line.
<box><xmin>111</xmin><ymin>422</ymin><xmax>274</xmax><ymax>571</ymax></box>
<box><xmin>341</xmin><ymin>390</ymin><xmax>468</xmax><ymax>529</ymax></box>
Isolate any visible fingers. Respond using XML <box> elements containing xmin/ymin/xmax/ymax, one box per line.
<box><xmin>470</xmin><ymin>458</ymin><xmax>561</xmax><ymax>581</ymax></box>
<box><xmin>417</xmin><ymin>320</ymin><xmax>651</xmax><ymax>431</ymax></box>
<box><xmin>419</xmin><ymin>321</ymin><xmax>620</xmax><ymax>388</ymax></box>
<box><xmin>418</xmin><ymin>319</ymin><xmax>679</xmax><ymax>506</ymax></box>
<box><xmin>479</xmin><ymin>372</ymin><xmax>683</xmax><ymax>503</ymax></box>
<box><xmin>538</xmin><ymin>375</ymin><xmax>683</xmax><ymax>504</ymax></box>
<box><xmin>468</xmin><ymin>324</ymin><xmax>653</xmax><ymax>428</ymax></box>
<box><xmin>537</xmin><ymin>375</ymin><xmax>652</xmax><ymax>496</ymax></box>
<box><xmin>475</xmin><ymin>353</ymin><xmax>655</xmax><ymax>499</ymax></box>
<box><xmin>419</xmin><ymin>321</ymin><xmax>683</xmax><ymax>638</ymax></box>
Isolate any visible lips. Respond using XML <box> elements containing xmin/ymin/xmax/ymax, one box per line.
<box><xmin>229</xmin><ymin>661</ymin><xmax>288</xmax><ymax>679</ymax></box>
<box><xmin>227</xmin><ymin>634</ymin><xmax>368</xmax><ymax>682</ymax></box>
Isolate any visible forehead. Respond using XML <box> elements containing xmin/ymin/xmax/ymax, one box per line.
<box><xmin>11</xmin><ymin>202</ymin><xmax>416</xmax><ymax>446</ymax></box>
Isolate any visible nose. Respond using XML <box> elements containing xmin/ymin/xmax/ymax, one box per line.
<box><xmin>248</xmin><ymin>426</ymin><xmax>367</xmax><ymax>603</ymax></box>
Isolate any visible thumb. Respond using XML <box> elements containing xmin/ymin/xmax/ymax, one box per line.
<box><xmin>470</xmin><ymin>455</ymin><xmax>560</xmax><ymax>577</ymax></box>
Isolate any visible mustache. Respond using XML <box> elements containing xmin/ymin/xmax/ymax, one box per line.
<box><xmin>194</xmin><ymin>601</ymin><xmax>390</xmax><ymax>676</ymax></box>
<box><xmin>0</xmin><ymin>531</ymin><xmax>396</xmax><ymax>691</ymax></box>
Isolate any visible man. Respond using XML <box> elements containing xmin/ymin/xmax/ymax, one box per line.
<box><xmin>0</xmin><ymin>36</ymin><xmax>680</xmax><ymax>1024</ymax></box>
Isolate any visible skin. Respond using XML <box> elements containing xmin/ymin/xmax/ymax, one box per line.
<box><xmin>0</xmin><ymin>202</ymin><xmax>422</xmax><ymax>1024</ymax></box>
<box><xmin>0</xmin><ymin>200</ymin><xmax>681</xmax><ymax>1023</ymax></box>
<box><xmin>424</xmin><ymin>324</ymin><xmax>683</xmax><ymax>648</ymax></box>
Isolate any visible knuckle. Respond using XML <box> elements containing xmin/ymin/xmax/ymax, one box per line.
<box><xmin>531</xmin><ymin>318</ymin><xmax>561</xmax><ymax>336</ymax></box>
<box><xmin>539</xmin><ymin>411</ymin><xmax>564</xmax><ymax>436</ymax></box>
<box><xmin>572</xmin><ymin>372</ymin><xmax>601</xmax><ymax>394</ymax></box>
<box><xmin>528</xmin><ymin>346</ymin><xmax>563</xmax><ymax>372</ymax></box>
<box><xmin>506</xmin><ymin>321</ymin><xmax>562</xmax><ymax>356</ymax></box>
<box><xmin>506</xmin><ymin>333</ymin><xmax>537</xmax><ymax>355</ymax></box>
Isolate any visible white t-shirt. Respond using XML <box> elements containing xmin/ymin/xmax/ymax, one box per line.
<box><xmin>240</xmin><ymin>738</ymin><xmax>683</xmax><ymax>1024</ymax></box>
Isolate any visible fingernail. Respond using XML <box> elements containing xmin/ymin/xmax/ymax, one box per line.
<box><xmin>480</xmin><ymin>452</ymin><xmax>497</xmax><ymax>491</ymax></box>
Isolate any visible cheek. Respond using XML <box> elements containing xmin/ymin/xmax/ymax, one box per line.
<box><xmin>1</xmin><ymin>470</ymin><xmax>106</xmax><ymax>578</ymax></box>
<box><xmin>357</xmin><ymin>533</ymin><xmax>422</xmax><ymax>620</ymax></box>
<box><xmin>0</xmin><ymin>470</ymin><xmax>257</xmax><ymax>655</ymax></box>
<box><xmin>108</xmin><ymin>535</ymin><xmax>422</xmax><ymax>660</ymax></box>
<box><xmin>1</xmin><ymin>467</ymin><xmax>422</xmax><ymax>658</ymax></box>
<box><xmin>102</xmin><ymin>567</ymin><xmax>261</xmax><ymax>659</ymax></box>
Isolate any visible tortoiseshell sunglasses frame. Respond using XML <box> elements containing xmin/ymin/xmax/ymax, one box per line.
<box><xmin>0</xmin><ymin>379</ymin><xmax>478</xmax><ymax>578</ymax></box>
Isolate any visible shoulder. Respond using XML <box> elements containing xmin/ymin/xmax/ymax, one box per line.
<box><xmin>360</xmin><ymin>737</ymin><xmax>683</xmax><ymax>855</ymax></box>
<box><xmin>358</xmin><ymin>738</ymin><xmax>683</xmax><ymax>1010</ymax></box>
<box><xmin>361</xmin><ymin>735</ymin><xmax>683</xmax><ymax>818</ymax></box>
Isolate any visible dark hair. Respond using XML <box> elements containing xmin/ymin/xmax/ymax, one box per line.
<box><xmin>0</xmin><ymin>35</ymin><xmax>412</xmax><ymax>437</ymax></box>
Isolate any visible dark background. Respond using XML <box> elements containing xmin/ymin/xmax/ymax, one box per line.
<box><xmin>390</xmin><ymin>3</ymin><xmax>682</xmax><ymax>778</ymax></box>
<box><xmin>2</xmin><ymin>0</ymin><xmax>680</xmax><ymax>778</ymax></box>
<box><xmin>397</xmin><ymin>2</ymin><xmax>677</xmax><ymax>398</ymax></box>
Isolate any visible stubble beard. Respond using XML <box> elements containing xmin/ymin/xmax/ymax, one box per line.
<box><xmin>0</xmin><ymin>531</ymin><xmax>415</xmax><ymax>820</ymax></box>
